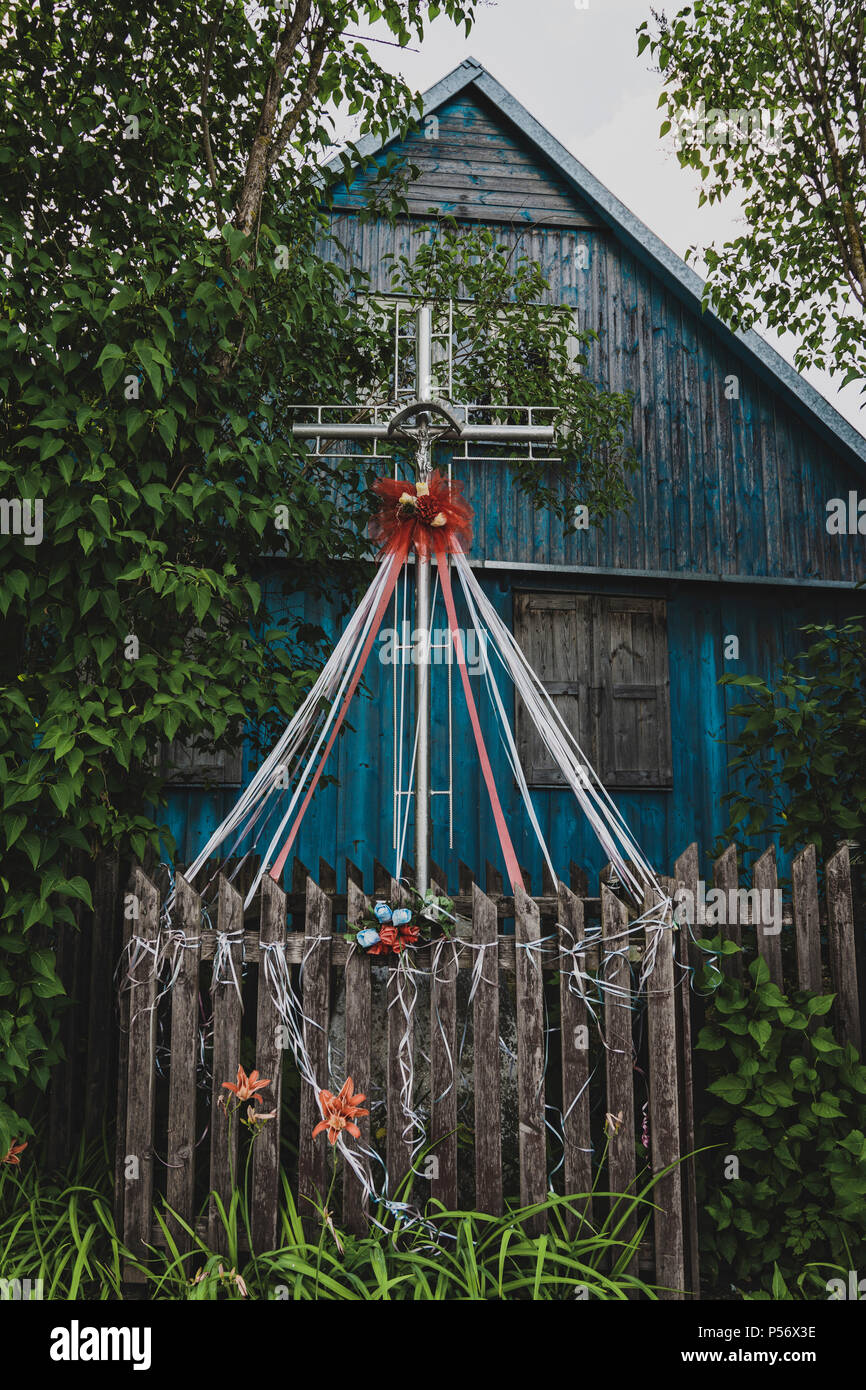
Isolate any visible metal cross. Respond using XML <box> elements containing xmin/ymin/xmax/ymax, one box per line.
<box><xmin>291</xmin><ymin>305</ymin><xmax>557</xmax><ymax>893</ymax></box>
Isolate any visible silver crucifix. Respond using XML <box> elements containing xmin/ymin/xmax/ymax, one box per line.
<box><xmin>291</xmin><ymin>305</ymin><xmax>557</xmax><ymax>894</ymax></box>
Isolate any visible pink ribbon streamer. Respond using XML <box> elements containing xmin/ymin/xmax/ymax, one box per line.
<box><xmin>432</xmin><ymin>536</ymin><xmax>523</xmax><ymax>891</ymax></box>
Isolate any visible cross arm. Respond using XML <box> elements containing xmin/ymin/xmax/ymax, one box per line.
<box><xmin>291</xmin><ymin>422</ymin><xmax>556</xmax><ymax>443</ymax></box>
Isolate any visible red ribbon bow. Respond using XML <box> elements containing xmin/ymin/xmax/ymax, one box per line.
<box><xmin>369</xmin><ymin>470</ymin><xmax>472</xmax><ymax>557</ymax></box>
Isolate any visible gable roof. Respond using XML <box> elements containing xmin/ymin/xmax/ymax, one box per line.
<box><xmin>328</xmin><ymin>57</ymin><xmax>866</xmax><ymax>479</ymax></box>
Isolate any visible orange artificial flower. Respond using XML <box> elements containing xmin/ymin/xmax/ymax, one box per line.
<box><xmin>221</xmin><ymin>1064</ymin><xmax>271</xmax><ymax>1105</ymax></box>
<box><xmin>369</xmin><ymin>924</ymin><xmax>398</xmax><ymax>956</ymax></box>
<box><xmin>312</xmin><ymin>1077</ymin><xmax>369</xmax><ymax>1146</ymax></box>
<box><xmin>2</xmin><ymin>1140</ymin><xmax>27</xmax><ymax>1166</ymax></box>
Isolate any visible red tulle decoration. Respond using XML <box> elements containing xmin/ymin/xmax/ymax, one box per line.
<box><xmin>369</xmin><ymin>470</ymin><xmax>473</xmax><ymax>557</ymax></box>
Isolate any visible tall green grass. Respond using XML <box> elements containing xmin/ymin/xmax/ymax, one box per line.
<box><xmin>0</xmin><ymin>1144</ymin><xmax>672</xmax><ymax>1300</ymax></box>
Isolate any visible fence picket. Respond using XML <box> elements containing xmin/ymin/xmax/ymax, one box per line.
<box><xmin>792</xmin><ymin>844</ymin><xmax>822</xmax><ymax>995</ymax></box>
<box><xmin>645</xmin><ymin>881</ymin><xmax>684</xmax><ymax>1299</ymax></box>
<box><xmin>601</xmin><ymin>883</ymin><xmax>636</xmax><ymax>1276</ymax></box>
<box><xmin>113</xmin><ymin>872</ymin><xmax>133</xmax><ymax>1238</ymax></box>
<box><xmin>386</xmin><ymin>875</ymin><xmax>414</xmax><ymax>1195</ymax></box>
<box><xmin>208</xmin><ymin>875</ymin><xmax>244</xmax><ymax>1253</ymax></box>
<box><xmin>558</xmin><ymin>884</ymin><xmax>592</xmax><ymax>1232</ymax></box>
<box><xmin>298</xmin><ymin>878</ymin><xmax>333</xmax><ymax>1235</ymax></box>
<box><xmin>753</xmin><ymin>846</ymin><xmax>782</xmax><ymax>987</ymax></box>
<box><xmin>472</xmin><ymin>884</ymin><xmax>502</xmax><ymax>1215</ymax></box>
<box><xmin>165</xmin><ymin>873</ymin><xmax>201</xmax><ymax>1254</ymax></box>
<box><xmin>344</xmin><ymin>879</ymin><xmax>372</xmax><ymax>1233</ymax></box>
<box><xmin>673</xmin><ymin>843</ymin><xmax>700</xmax><ymax>972</ymax></box>
<box><xmin>252</xmin><ymin>874</ymin><xmax>287</xmax><ymax>1253</ymax></box>
<box><xmin>673</xmin><ymin>844</ymin><xmax>702</xmax><ymax>1296</ymax></box>
<box><xmin>430</xmin><ymin>935</ymin><xmax>458</xmax><ymax>1208</ymax></box>
<box><xmin>713</xmin><ymin>844</ymin><xmax>741</xmax><ymax>979</ymax></box>
<box><xmin>514</xmin><ymin>885</ymin><xmax>546</xmax><ymax>1235</ymax></box>
<box><xmin>122</xmin><ymin>868</ymin><xmax>160</xmax><ymax>1281</ymax></box>
<box><xmin>826</xmin><ymin>844</ymin><xmax>861</xmax><ymax>1051</ymax></box>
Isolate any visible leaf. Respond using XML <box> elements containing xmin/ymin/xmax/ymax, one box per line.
<box><xmin>708</xmin><ymin>1075</ymin><xmax>748</xmax><ymax>1105</ymax></box>
<box><xmin>748</xmin><ymin>1019</ymin><xmax>772</xmax><ymax>1050</ymax></box>
<box><xmin>805</xmin><ymin>994</ymin><xmax>835</xmax><ymax>1016</ymax></box>
<box><xmin>156</xmin><ymin>411</ymin><xmax>178</xmax><ymax>453</ymax></box>
<box><xmin>811</xmin><ymin>1095</ymin><xmax>845</xmax><ymax>1119</ymax></box>
<box><xmin>49</xmin><ymin>782</ymin><xmax>72</xmax><ymax>815</ymax></box>
<box><xmin>30</xmin><ymin>949</ymin><xmax>57</xmax><ymax>978</ymax></box>
<box><xmin>220</xmin><ymin>225</ymin><xmax>250</xmax><ymax>262</ymax></box>
<box><xmin>134</xmin><ymin>342</ymin><xmax>163</xmax><ymax>398</ymax></box>
<box><xmin>96</xmin><ymin>343</ymin><xmax>127</xmax><ymax>394</ymax></box>
<box><xmin>771</xmin><ymin>1264</ymin><xmax>790</xmax><ymax>1299</ymax></box>
<box><xmin>4</xmin><ymin>814</ymin><xmax>27</xmax><ymax>850</ymax></box>
<box><xmin>56</xmin><ymin>876</ymin><xmax>93</xmax><ymax>909</ymax></box>
<box><xmin>31</xmin><ymin>977</ymin><xmax>65</xmax><ymax>999</ymax></box>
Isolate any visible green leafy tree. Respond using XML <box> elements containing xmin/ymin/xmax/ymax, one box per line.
<box><xmin>718</xmin><ymin>619</ymin><xmax>866</xmax><ymax>864</ymax></box>
<box><xmin>0</xmin><ymin>0</ymin><xmax>477</xmax><ymax>1160</ymax></box>
<box><xmin>638</xmin><ymin>0</ymin><xmax>866</xmax><ymax>388</ymax></box>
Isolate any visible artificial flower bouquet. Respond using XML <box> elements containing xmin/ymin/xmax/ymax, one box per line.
<box><xmin>348</xmin><ymin>890</ymin><xmax>455</xmax><ymax>956</ymax></box>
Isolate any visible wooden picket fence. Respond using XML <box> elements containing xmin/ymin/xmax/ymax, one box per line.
<box><xmin>114</xmin><ymin>842</ymin><xmax>863</xmax><ymax>1298</ymax></box>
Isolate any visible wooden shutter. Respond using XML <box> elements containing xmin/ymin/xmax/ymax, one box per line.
<box><xmin>590</xmin><ymin>596</ymin><xmax>672</xmax><ymax>788</ymax></box>
<box><xmin>513</xmin><ymin>591</ymin><xmax>594</xmax><ymax>786</ymax></box>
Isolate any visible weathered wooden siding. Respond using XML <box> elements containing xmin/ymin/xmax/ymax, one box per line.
<box><xmin>164</xmin><ymin>576</ymin><xmax>862</xmax><ymax>889</ymax></box>
<box><xmin>324</xmin><ymin>212</ymin><xmax>866</xmax><ymax>586</ymax></box>
<box><xmin>331</xmin><ymin>92</ymin><xmax>598</xmax><ymax>227</ymax></box>
<box><xmin>163</xmin><ymin>83</ymin><xmax>866</xmax><ymax>885</ymax></box>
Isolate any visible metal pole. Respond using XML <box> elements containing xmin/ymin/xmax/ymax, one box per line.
<box><xmin>414</xmin><ymin>306</ymin><xmax>433</xmax><ymax>894</ymax></box>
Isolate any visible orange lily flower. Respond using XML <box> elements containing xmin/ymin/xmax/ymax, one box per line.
<box><xmin>221</xmin><ymin>1064</ymin><xmax>271</xmax><ymax>1104</ymax></box>
<box><xmin>312</xmin><ymin>1077</ymin><xmax>369</xmax><ymax>1145</ymax></box>
<box><xmin>2</xmin><ymin>1140</ymin><xmax>27</xmax><ymax>1166</ymax></box>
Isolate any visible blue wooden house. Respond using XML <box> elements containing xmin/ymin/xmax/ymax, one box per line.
<box><xmin>166</xmin><ymin>58</ymin><xmax>866</xmax><ymax>890</ymax></box>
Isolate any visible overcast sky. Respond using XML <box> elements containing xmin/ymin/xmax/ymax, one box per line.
<box><xmin>337</xmin><ymin>0</ymin><xmax>866</xmax><ymax>439</ymax></box>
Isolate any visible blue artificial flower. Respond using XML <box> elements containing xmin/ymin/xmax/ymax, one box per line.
<box><xmin>357</xmin><ymin>928</ymin><xmax>380</xmax><ymax>949</ymax></box>
<box><xmin>373</xmin><ymin>900</ymin><xmax>393</xmax><ymax>924</ymax></box>
<box><xmin>392</xmin><ymin>907</ymin><xmax>412</xmax><ymax>927</ymax></box>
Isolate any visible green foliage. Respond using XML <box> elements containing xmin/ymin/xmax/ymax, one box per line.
<box><xmin>0</xmin><ymin>0</ymin><xmax>476</xmax><ymax>1161</ymax></box>
<box><xmin>0</xmin><ymin>1145</ymin><xmax>663</xmax><ymax>1300</ymax></box>
<box><xmin>638</xmin><ymin>0</ymin><xmax>866</xmax><ymax>389</ymax></box>
<box><xmin>695</xmin><ymin>950</ymin><xmax>866</xmax><ymax>1291</ymax></box>
<box><xmin>717</xmin><ymin>619</ymin><xmax>866</xmax><ymax>861</ymax></box>
<box><xmin>386</xmin><ymin>220</ymin><xmax>638</xmax><ymax>525</ymax></box>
